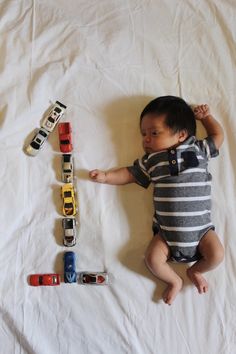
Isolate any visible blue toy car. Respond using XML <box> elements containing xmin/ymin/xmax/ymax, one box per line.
<box><xmin>64</xmin><ymin>251</ymin><xmax>77</xmax><ymax>283</ymax></box>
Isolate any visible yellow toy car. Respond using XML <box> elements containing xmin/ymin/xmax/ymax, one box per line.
<box><xmin>61</xmin><ymin>183</ymin><xmax>77</xmax><ymax>216</ymax></box>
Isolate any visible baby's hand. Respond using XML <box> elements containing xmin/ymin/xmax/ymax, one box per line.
<box><xmin>193</xmin><ymin>104</ymin><xmax>210</xmax><ymax>120</ymax></box>
<box><xmin>89</xmin><ymin>169</ymin><xmax>107</xmax><ymax>183</ymax></box>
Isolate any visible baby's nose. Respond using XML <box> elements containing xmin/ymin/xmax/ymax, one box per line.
<box><xmin>144</xmin><ymin>135</ymin><xmax>151</xmax><ymax>142</ymax></box>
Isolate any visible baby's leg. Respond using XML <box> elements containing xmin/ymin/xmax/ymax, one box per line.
<box><xmin>187</xmin><ymin>229</ymin><xmax>224</xmax><ymax>294</ymax></box>
<box><xmin>145</xmin><ymin>233</ymin><xmax>183</xmax><ymax>305</ymax></box>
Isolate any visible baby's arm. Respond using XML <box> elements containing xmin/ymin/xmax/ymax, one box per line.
<box><xmin>89</xmin><ymin>167</ymin><xmax>135</xmax><ymax>185</ymax></box>
<box><xmin>193</xmin><ymin>104</ymin><xmax>224</xmax><ymax>149</ymax></box>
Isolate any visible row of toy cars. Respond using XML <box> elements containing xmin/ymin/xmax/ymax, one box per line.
<box><xmin>29</xmin><ymin>248</ymin><xmax>109</xmax><ymax>285</ymax></box>
<box><xmin>26</xmin><ymin>101</ymin><xmax>109</xmax><ymax>286</ymax></box>
<box><xmin>58</xmin><ymin>128</ymin><xmax>109</xmax><ymax>284</ymax></box>
<box><xmin>29</xmin><ymin>270</ymin><xmax>109</xmax><ymax>286</ymax></box>
<box><xmin>57</xmin><ymin>122</ymin><xmax>79</xmax><ymax>283</ymax></box>
<box><xmin>29</xmin><ymin>250</ymin><xmax>108</xmax><ymax>286</ymax></box>
<box><xmin>59</xmin><ymin>122</ymin><xmax>78</xmax><ymax>247</ymax></box>
<box><xmin>57</xmin><ymin>121</ymin><xmax>79</xmax><ymax>282</ymax></box>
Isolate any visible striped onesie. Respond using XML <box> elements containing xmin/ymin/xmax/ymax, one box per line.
<box><xmin>127</xmin><ymin>136</ymin><xmax>219</xmax><ymax>263</ymax></box>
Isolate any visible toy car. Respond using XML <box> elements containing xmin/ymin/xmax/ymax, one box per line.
<box><xmin>78</xmin><ymin>272</ymin><xmax>109</xmax><ymax>285</ymax></box>
<box><xmin>62</xmin><ymin>218</ymin><xmax>76</xmax><ymax>247</ymax></box>
<box><xmin>29</xmin><ymin>274</ymin><xmax>60</xmax><ymax>286</ymax></box>
<box><xmin>61</xmin><ymin>154</ymin><xmax>73</xmax><ymax>183</ymax></box>
<box><xmin>41</xmin><ymin>101</ymin><xmax>67</xmax><ymax>133</ymax></box>
<box><xmin>61</xmin><ymin>183</ymin><xmax>77</xmax><ymax>216</ymax></box>
<box><xmin>25</xmin><ymin>128</ymin><xmax>50</xmax><ymax>156</ymax></box>
<box><xmin>58</xmin><ymin>122</ymin><xmax>73</xmax><ymax>153</ymax></box>
<box><xmin>64</xmin><ymin>251</ymin><xmax>77</xmax><ymax>283</ymax></box>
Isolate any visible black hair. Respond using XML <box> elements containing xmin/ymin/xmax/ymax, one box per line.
<box><xmin>140</xmin><ymin>96</ymin><xmax>196</xmax><ymax>137</ymax></box>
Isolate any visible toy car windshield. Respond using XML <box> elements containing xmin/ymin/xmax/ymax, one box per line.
<box><xmin>65</xmin><ymin>202</ymin><xmax>73</xmax><ymax>207</ymax></box>
<box><xmin>64</xmin><ymin>191</ymin><xmax>72</xmax><ymax>198</ymax></box>
<box><xmin>48</xmin><ymin>117</ymin><xmax>55</xmax><ymax>123</ymax></box>
<box><xmin>64</xmin><ymin>220</ymin><xmax>74</xmax><ymax>229</ymax></box>
<box><xmin>89</xmin><ymin>276</ymin><xmax>96</xmax><ymax>283</ymax></box>
<box><xmin>61</xmin><ymin>139</ymin><xmax>70</xmax><ymax>144</ymax></box>
<box><xmin>40</xmin><ymin>130</ymin><xmax>48</xmax><ymax>137</ymax></box>
<box><xmin>31</xmin><ymin>141</ymin><xmax>40</xmax><ymax>149</ymax></box>
<box><xmin>54</xmin><ymin>107</ymin><xmax>62</xmax><ymax>113</ymax></box>
<box><xmin>38</xmin><ymin>276</ymin><xmax>43</xmax><ymax>285</ymax></box>
<box><xmin>63</xmin><ymin>154</ymin><xmax>71</xmax><ymax>162</ymax></box>
<box><xmin>83</xmin><ymin>275</ymin><xmax>95</xmax><ymax>283</ymax></box>
<box><xmin>65</xmin><ymin>236</ymin><xmax>74</xmax><ymax>242</ymax></box>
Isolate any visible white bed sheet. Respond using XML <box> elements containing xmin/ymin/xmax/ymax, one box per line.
<box><xmin>0</xmin><ymin>0</ymin><xmax>236</xmax><ymax>353</ymax></box>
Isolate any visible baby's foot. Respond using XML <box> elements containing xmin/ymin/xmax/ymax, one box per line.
<box><xmin>162</xmin><ymin>278</ymin><xmax>183</xmax><ymax>305</ymax></box>
<box><xmin>187</xmin><ymin>269</ymin><xmax>208</xmax><ymax>294</ymax></box>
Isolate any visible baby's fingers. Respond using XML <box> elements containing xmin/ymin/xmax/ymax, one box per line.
<box><xmin>89</xmin><ymin>169</ymin><xmax>99</xmax><ymax>179</ymax></box>
<box><xmin>194</xmin><ymin>104</ymin><xmax>208</xmax><ymax>113</ymax></box>
<box><xmin>193</xmin><ymin>104</ymin><xmax>210</xmax><ymax>119</ymax></box>
<box><xmin>89</xmin><ymin>169</ymin><xmax>106</xmax><ymax>183</ymax></box>
<box><xmin>200</xmin><ymin>104</ymin><xmax>209</xmax><ymax>113</ymax></box>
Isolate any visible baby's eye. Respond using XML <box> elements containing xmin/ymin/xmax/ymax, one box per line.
<box><xmin>151</xmin><ymin>131</ymin><xmax>159</xmax><ymax>136</ymax></box>
<box><xmin>141</xmin><ymin>131</ymin><xmax>146</xmax><ymax>137</ymax></box>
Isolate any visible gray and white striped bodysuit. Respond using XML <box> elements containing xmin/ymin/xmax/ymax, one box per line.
<box><xmin>127</xmin><ymin>136</ymin><xmax>219</xmax><ymax>263</ymax></box>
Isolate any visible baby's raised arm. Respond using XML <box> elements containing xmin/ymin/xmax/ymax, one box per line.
<box><xmin>193</xmin><ymin>104</ymin><xmax>224</xmax><ymax>149</ymax></box>
<box><xmin>89</xmin><ymin>167</ymin><xmax>135</xmax><ymax>185</ymax></box>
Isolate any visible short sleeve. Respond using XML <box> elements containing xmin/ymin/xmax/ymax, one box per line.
<box><xmin>196</xmin><ymin>136</ymin><xmax>219</xmax><ymax>160</ymax></box>
<box><xmin>127</xmin><ymin>156</ymin><xmax>151</xmax><ymax>188</ymax></box>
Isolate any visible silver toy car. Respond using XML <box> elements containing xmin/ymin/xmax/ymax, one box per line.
<box><xmin>62</xmin><ymin>218</ymin><xmax>76</xmax><ymax>247</ymax></box>
<box><xmin>41</xmin><ymin>101</ymin><xmax>67</xmax><ymax>133</ymax></box>
<box><xmin>62</xmin><ymin>154</ymin><xmax>73</xmax><ymax>183</ymax></box>
<box><xmin>25</xmin><ymin>128</ymin><xmax>50</xmax><ymax>156</ymax></box>
<box><xmin>78</xmin><ymin>272</ymin><xmax>109</xmax><ymax>285</ymax></box>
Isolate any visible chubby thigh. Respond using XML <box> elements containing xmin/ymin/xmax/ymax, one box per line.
<box><xmin>197</xmin><ymin>229</ymin><xmax>224</xmax><ymax>265</ymax></box>
<box><xmin>145</xmin><ymin>233</ymin><xmax>171</xmax><ymax>264</ymax></box>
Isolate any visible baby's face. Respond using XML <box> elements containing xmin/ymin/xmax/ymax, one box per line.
<box><xmin>140</xmin><ymin>114</ymin><xmax>187</xmax><ymax>153</ymax></box>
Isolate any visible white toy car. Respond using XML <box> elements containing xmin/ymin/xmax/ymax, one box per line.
<box><xmin>62</xmin><ymin>218</ymin><xmax>77</xmax><ymax>247</ymax></box>
<box><xmin>62</xmin><ymin>154</ymin><xmax>74</xmax><ymax>183</ymax></box>
<box><xmin>25</xmin><ymin>128</ymin><xmax>50</xmax><ymax>156</ymax></box>
<box><xmin>41</xmin><ymin>101</ymin><xmax>67</xmax><ymax>133</ymax></box>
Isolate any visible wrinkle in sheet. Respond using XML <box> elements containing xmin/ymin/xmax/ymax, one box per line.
<box><xmin>29</xmin><ymin>0</ymin><xmax>35</xmax><ymax>94</ymax></box>
<box><xmin>172</xmin><ymin>308</ymin><xmax>192</xmax><ymax>354</ymax></box>
<box><xmin>0</xmin><ymin>306</ymin><xmax>36</xmax><ymax>354</ymax></box>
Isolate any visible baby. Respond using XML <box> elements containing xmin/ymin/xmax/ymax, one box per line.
<box><xmin>89</xmin><ymin>96</ymin><xmax>224</xmax><ymax>305</ymax></box>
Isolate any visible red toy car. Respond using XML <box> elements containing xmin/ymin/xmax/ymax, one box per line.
<box><xmin>58</xmin><ymin>122</ymin><xmax>73</xmax><ymax>153</ymax></box>
<box><xmin>29</xmin><ymin>274</ymin><xmax>61</xmax><ymax>286</ymax></box>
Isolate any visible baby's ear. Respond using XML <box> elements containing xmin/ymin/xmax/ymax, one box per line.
<box><xmin>178</xmin><ymin>129</ymin><xmax>188</xmax><ymax>142</ymax></box>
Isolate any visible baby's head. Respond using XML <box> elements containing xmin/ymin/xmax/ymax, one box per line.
<box><xmin>140</xmin><ymin>96</ymin><xmax>196</xmax><ymax>153</ymax></box>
